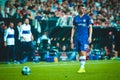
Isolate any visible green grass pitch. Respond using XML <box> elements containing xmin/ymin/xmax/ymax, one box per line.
<box><xmin>0</xmin><ymin>60</ymin><xmax>120</xmax><ymax>80</ymax></box>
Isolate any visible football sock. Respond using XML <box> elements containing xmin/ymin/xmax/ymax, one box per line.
<box><xmin>79</xmin><ymin>56</ymin><xmax>86</xmax><ymax>68</ymax></box>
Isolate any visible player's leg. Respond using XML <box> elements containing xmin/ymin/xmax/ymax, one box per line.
<box><xmin>77</xmin><ymin>51</ymin><xmax>86</xmax><ymax>73</ymax></box>
<box><xmin>77</xmin><ymin>41</ymin><xmax>88</xmax><ymax>73</ymax></box>
<box><xmin>20</xmin><ymin>42</ymin><xmax>28</xmax><ymax>64</ymax></box>
<box><xmin>28</xmin><ymin>41</ymin><xmax>35</xmax><ymax>61</ymax></box>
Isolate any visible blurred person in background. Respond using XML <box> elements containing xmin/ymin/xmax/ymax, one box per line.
<box><xmin>4</xmin><ymin>22</ymin><xmax>17</xmax><ymax>64</ymax></box>
<box><xmin>13</xmin><ymin>9</ymin><xmax>22</xmax><ymax>19</ymax></box>
<box><xmin>0</xmin><ymin>21</ymin><xmax>6</xmax><ymax>61</ymax></box>
<box><xmin>14</xmin><ymin>21</ymin><xmax>22</xmax><ymax>61</ymax></box>
<box><xmin>37</xmin><ymin>31</ymin><xmax>51</xmax><ymax>61</ymax></box>
<box><xmin>19</xmin><ymin>18</ymin><xmax>35</xmax><ymax>64</ymax></box>
<box><xmin>105</xmin><ymin>31</ymin><xmax>118</xmax><ymax>60</ymax></box>
<box><xmin>60</xmin><ymin>45</ymin><xmax>68</xmax><ymax>61</ymax></box>
<box><xmin>56</xmin><ymin>11</ymin><xmax>68</xmax><ymax>27</ymax></box>
<box><xmin>37</xmin><ymin>31</ymin><xmax>51</xmax><ymax>51</ymax></box>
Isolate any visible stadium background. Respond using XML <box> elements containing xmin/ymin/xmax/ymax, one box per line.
<box><xmin>0</xmin><ymin>0</ymin><xmax>120</xmax><ymax>80</ymax></box>
<box><xmin>0</xmin><ymin>0</ymin><xmax>120</xmax><ymax>61</ymax></box>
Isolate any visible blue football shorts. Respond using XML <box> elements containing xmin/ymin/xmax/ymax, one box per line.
<box><xmin>74</xmin><ymin>38</ymin><xmax>88</xmax><ymax>52</ymax></box>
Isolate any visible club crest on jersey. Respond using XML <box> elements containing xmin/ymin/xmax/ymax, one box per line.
<box><xmin>83</xmin><ymin>19</ymin><xmax>86</xmax><ymax>22</ymax></box>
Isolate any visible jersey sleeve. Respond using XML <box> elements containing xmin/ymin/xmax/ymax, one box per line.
<box><xmin>4</xmin><ymin>29</ymin><xmax>8</xmax><ymax>42</ymax></box>
<box><xmin>19</xmin><ymin>25</ymin><xmax>23</xmax><ymax>38</ymax></box>
<box><xmin>88</xmin><ymin>15</ymin><xmax>93</xmax><ymax>26</ymax></box>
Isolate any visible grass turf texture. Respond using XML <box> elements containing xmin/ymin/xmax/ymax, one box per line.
<box><xmin>0</xmin><ymin>60</ymin><xmax>120</xmax><ymax>80</ymax></box>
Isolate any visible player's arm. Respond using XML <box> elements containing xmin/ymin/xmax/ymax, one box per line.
<box><xmin>31</xmin><ymin>34</ymin><xmax>34</xmax><ymax>41</ymax></box>
<box><xmin>29</xmin><ymin>25</ymin><xmax>34</xmax><ymax>41</ymax></box>
<box><xmin>4</xmin><ymin>29</ymin><xmax>8</xmax><ymax>47</ymax></box>
<box><xmin>19</xmin><ymin>26</ymin><xmax>26</xmax><ymax>41</ymax></box>
<box><xmin>88</xmin><ymin>24</ymin><xmax>93</xmax><ymax>43</ymax></box>
<box><xmin>70</xmin><ymin>16</ymin><xmax>76</xmax><ymax>48</ymax></box>
<box><xmin>70</xmin><ymin>25</ymin><xmax>76</xmax><ymax>44</ymax></box>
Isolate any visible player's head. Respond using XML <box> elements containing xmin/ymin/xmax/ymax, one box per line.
<box><xmin>78</xmin><ymin>4</ymin><xmax>85</xmax><ymax>14</ymax></box>
<box><xmin>17</xmin><ymin>21</ymin><xmax>22</xmax><ymax>27</ymax></box>
<box><xmin>9</xmin><ymin>22</ymin><xmax>14</xmax><ymax>28</ymax></box>
<box><xmin>24</xmin><ymin>18</ymin><xmax>29</xmax><ymax>25</ymax></box>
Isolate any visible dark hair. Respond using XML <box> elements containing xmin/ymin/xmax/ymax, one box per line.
<box><xmin>24</xmin><ymin>18</ymin><xmax>29</xmax><ymax>22</ymax></box>
<box><xmin>9</xmin><ymin>22</ymin><xmax>14</xmax><ymax>24</ymax></box>
<box><xmin>78</xmin><ymin>4</ymin><xmax>84</xmax><ymax>9</ymax></box>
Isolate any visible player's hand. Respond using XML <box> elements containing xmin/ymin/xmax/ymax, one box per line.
<box><xmin>22</xmin><ymin>36</ymin><xmax>26</xmax><ymax>41</ymax></box>
<box><xmin>70</xmin><ymin>38</ymin><xmax>73</xmax><ymax>44</ymax></box>
<box><xmin>70</xmin><ymin>38</ymin><xmax>74</xmax><ymax>49</ymax></box>
<box><xmin>70</xmin><ymin>43</ymin><xmax>74</xmax><ymax>49</ymax></box>
<box><xmin>4</xmin><ymin>42</ymin><xmax>7</xmax><ymax>47</ymax></box>
<box><xmin>31</xmin><ymin>35</ymin><xmax>34</xmax><ymax>40</ymax></box>
<box><xmin>88</xmin><ymin>37</ymin><xmax>92</xmax><ymax>43</ymax></box>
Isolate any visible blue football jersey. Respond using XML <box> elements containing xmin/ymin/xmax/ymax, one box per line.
<box><xmin>73</xmin><ymin>14</ymin><xmax>92</xmax><ymax>40</ymax></box>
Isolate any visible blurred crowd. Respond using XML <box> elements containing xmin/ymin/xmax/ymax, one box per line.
<box><xmin>0</xmin><ymin>0</ymin><xmax>120</xmax><ymax>28</ymax></box>
<box><xmin>0</xmin><ymin>0</ymin><xmax>120</xmax><ymax>62</ymax></box>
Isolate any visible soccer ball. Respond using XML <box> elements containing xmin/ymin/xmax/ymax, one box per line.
<box><xmin>21</xmin><ymin>66</ymin><xmax>31</xmax><ymax>75</ymax></box>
